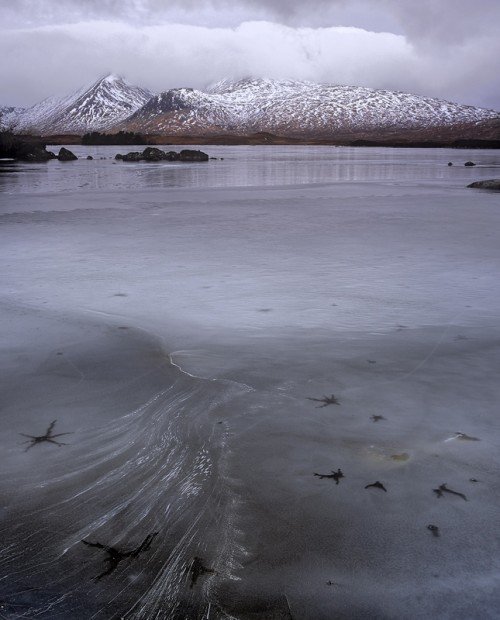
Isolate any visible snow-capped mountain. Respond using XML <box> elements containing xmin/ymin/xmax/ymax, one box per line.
<box><xmin>4</xmin><ymin>76</ymin><xmax>499</xmax><ymax>140</ymax></box>
<box><xmin>0</xmin><ymin>106</ymin><xmax>25</xmax><ymax>130</ymax></box>
<box><xmin>122</xmin><ymin>78</ymin><xmax>499</xmax><ymax>139</ymax></box>
<box><xmin>13</xmin><ymin>75</ymin><xmax>152</xmax><ymax>134</ymax></box>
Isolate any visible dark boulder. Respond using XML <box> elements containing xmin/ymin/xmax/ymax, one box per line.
<box><xmin>121</xmin><ymin>151</ymin><xmax>143</xmax><ymax>162</ymax></box>
<box><xmin>86</xmin><ymin>155</ymin><xmax>93</xmax><ymax>160</ymax></box>
<box><xmin>467</xmin><ymin>179</ymin><xmax>500</xmax><ymax>190</ymax></box>
<box><xmin>179</xmin><ymin>149</ymin><xmax>209</xmax><ymax>162</ymax></box>
<box><xmin>164</xmin><ymin>151</ymin><xmax>180</xmax><ymax>161</ymax></box>
<box><xmin>464</xmin><ymin>161</ymin><xmax>476</xmax><ymax>167</ymax></box>
<box><xmin>115</xmin><ymin>153</ymin><xmax>123</xmax><ymax>160</ymax></box>
<box><xmin>0</xmin><ymin>131</ymin><xmax>55</xmax><ymax>161</ymax></box>
<box><xmin>447</xmin><ymin>162</ymin><xmax>453</xmax><ymax>166</ymax></box>
<box><xmin>58</xmin><ymin>147</ymin><xmax>78</xmax><ymax>161</ymax></box>
<box><xmin>142</xmin><ymin>147</ymin><xmax>167</xmax><ymax>161</ymax></box>
<box><xmin>21</xmin><ymin>146</ymin><xmax>56</xmax><ymax>161</ymax></box>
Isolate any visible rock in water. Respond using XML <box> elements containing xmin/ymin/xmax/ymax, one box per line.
<box><xmin>164</xmin><ymin>151</ymin><xmax>180</xmax><ymax>161</ymax></box>
<box><xmin>116</xmin><ymin>148</ymin><xmax>209</xmax><ymax>162</ymax></box>
<box><xmin>57</xmin><ymin>147</ymin><xmax>78</xmax><ymax>161</ymax></box>
<box><xmin>121</xmin><ymin>151</ymin><xmax>143</xmax><ymax>162</ymax></box>
<box><xmin>20</xmin><ymin>146</ymin><xmax>56</xmax><ymax>162</ymax></box>
<box><xmin>179</xmin><ymin>149</ymin><xmax>209</xmax><ymax>162</ymax></box>
<box><xmin>142</xmin><ymin>147</ymin><xmax>167</xmax><ymax>161</ymax></box>
<box><xmin>140</xmin><ymin>147</ymin><xmax>182</xmax><ymax>161</ymax></box>
<box><xmin>467</xmin><ymin>179</ymin><xmax>500</xmax><ymax>190</ymax></box>
<box><xmin>464</xmin><ymin>161</ymin><xmax>476</xmax><ymax>167</ymax></box>
<box><xmin>0</xmin><ymin>132</ymin><xmax>55</xmax><ymax>161</ymax></box>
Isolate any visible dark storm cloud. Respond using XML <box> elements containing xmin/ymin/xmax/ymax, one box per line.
<box><xmin>1</xmin><ymin>0</ymin><xmax>499</xmax><ymax>110</ymax></box>
<box><xmin>0</xmin><ymin>0</ymin><xmax>402</xmax><ymax>30</ymax></box>
<box><xmin>381</xmin><ymin>0</ymin><xmax>500</xmax><ymax>45</ymax></box>
<box><xmin>4</xmin><ymin>0</ymin><xmax>497</xmax><ymax>37</ymax></box>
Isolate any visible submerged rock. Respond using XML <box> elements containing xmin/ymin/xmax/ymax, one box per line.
<box><xmin>391</xmin><ymin>452</ymin><xmax>409</xmax><ymax>461</ymax></box>
<box><xmin>464</xmin><ymin>161</ymin><xmax>476</xmax><ymax>167</ymax></box>
<box><xmin>57</xmin><ymin>147</ymin><xmax>78</xmax><ymax>161</ymax></box>
<box><xmin>467</xmin><ymin>179</ymin><xmax>500</xmax><ymax>190</ymax></box>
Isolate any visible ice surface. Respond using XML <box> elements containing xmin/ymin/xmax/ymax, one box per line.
<box><xmin>0</xmin><ymin>146</ymin><xmax>499</xmax><ymax>618</ymax></box>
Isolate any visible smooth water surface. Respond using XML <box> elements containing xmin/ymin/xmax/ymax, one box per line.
<box><xmin>1</xmin><ymin>144</ymin><xmax>500</xmax><ymax>194</ymax></box>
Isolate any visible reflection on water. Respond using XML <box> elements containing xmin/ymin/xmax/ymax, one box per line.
<box><xmin>1</xmin><ymin>145</ymin><xmax>499</xmax><ymax>195</ymax></box>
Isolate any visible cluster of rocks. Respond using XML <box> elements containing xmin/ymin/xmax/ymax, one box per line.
<box><xmin>453</xmin><ymin>159</ymin><xmax>500</xmax><ymax>190</ymax></box>
<box><xmin>7</xmin><ymin>144</ymin><xmax>78</xmax><ymax>162</ymax></box>
<box><xmin>115</xmin><ymin>147</ymin><xmax>209</xmax><ymax>162</ymax></box>
<box><xmin>1</xmin><ymin>134</ymin><xmax>211</xmax><ymax>164</ymax></box>
<box><xmin>447</xmin><ymin>160</ymin><xmax>500</xmax><ymax>188</ymax></box>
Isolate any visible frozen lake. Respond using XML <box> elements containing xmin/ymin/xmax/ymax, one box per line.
<box><xmin>0</xmin><ymin>145</ymin><xmax>499</xmax><ymax>619</ymax></box>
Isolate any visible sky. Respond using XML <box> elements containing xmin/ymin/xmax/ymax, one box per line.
<box><xmin>1</xmin><ymin>0</ymin><xmax>499</xmax><ymax>110</ymax></box>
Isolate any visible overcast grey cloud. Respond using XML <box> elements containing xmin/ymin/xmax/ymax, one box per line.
<box><xmin>1</xmin><ymin>0</ymin><xmax>499</xmax><ymax>110</ymax></box>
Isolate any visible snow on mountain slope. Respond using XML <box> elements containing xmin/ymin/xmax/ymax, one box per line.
<box><xmin>14</xmin><ymin>75</ymin><xmax>152</xmax><ymax>134</ymax></box>
<box><xmin>124</xmin><ymin>78</ymin><xmax>500</xmax><ymax>137</ymax></box>
<box><xmin>6</xmin><ymin>76</ymin><xmax>499</xmax><ymax>138</ymax></box>
<box><xmin>0</xmin><ymin>106</ymin><xmax>26</xmax><ymax>130</ymax></box>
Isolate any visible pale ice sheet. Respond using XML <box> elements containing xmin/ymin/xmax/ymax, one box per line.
<box><xmin>0</xmin><ymin>146</ymin><xmax>499</xmax><ymax>618</ymax></box>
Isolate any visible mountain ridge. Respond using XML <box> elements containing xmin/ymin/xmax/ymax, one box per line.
<box><xmin>8</xmin><ymin>75</ymin><xmax>152</xmax><ymax>134</ymax></box>
<box><xmin>3</xmin><ymin>75</ymin><xmax>499</xmax><ymax>143</ymax></box>
<box><xmin>120</xmin><ymin>77</ymin><xmax>500</xmax><ymax>139</ymax></box>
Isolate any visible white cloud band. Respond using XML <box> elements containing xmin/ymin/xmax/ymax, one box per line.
<box><xmin>2</xmin><ymin>20</ymin><xmax>499</xmax><ymax>110</ymax></box>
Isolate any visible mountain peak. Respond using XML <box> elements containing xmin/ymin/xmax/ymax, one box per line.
<box><xmin>14</xmin><ymin>75</ymin><xmax>153</xmax><ymax>134</ymax></box>
<box><xmin>91</xmin><ymin>74</ymin><xmax>128</xmax><ymax>90</ymax></box>
<box><xmin>97</xmin><ymin>73</ymin><xmax>136</xmax><ymax>86</ymax></box>
<box><xmin>102</xmin><ymin>73</ymin><xmax>122</xmax><ymax>82</ymax></box>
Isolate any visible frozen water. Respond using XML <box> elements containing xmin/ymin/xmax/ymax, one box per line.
<box><xmin>0</xmin><ymin>146</ymin><xmax>500</xmax><ymax>618</ymax></box>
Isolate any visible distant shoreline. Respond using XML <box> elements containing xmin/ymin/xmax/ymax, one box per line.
<box><xmin>41</xmin><ymin>132</ymin><xmax>500</xmax><ymax>149</ymax></box>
